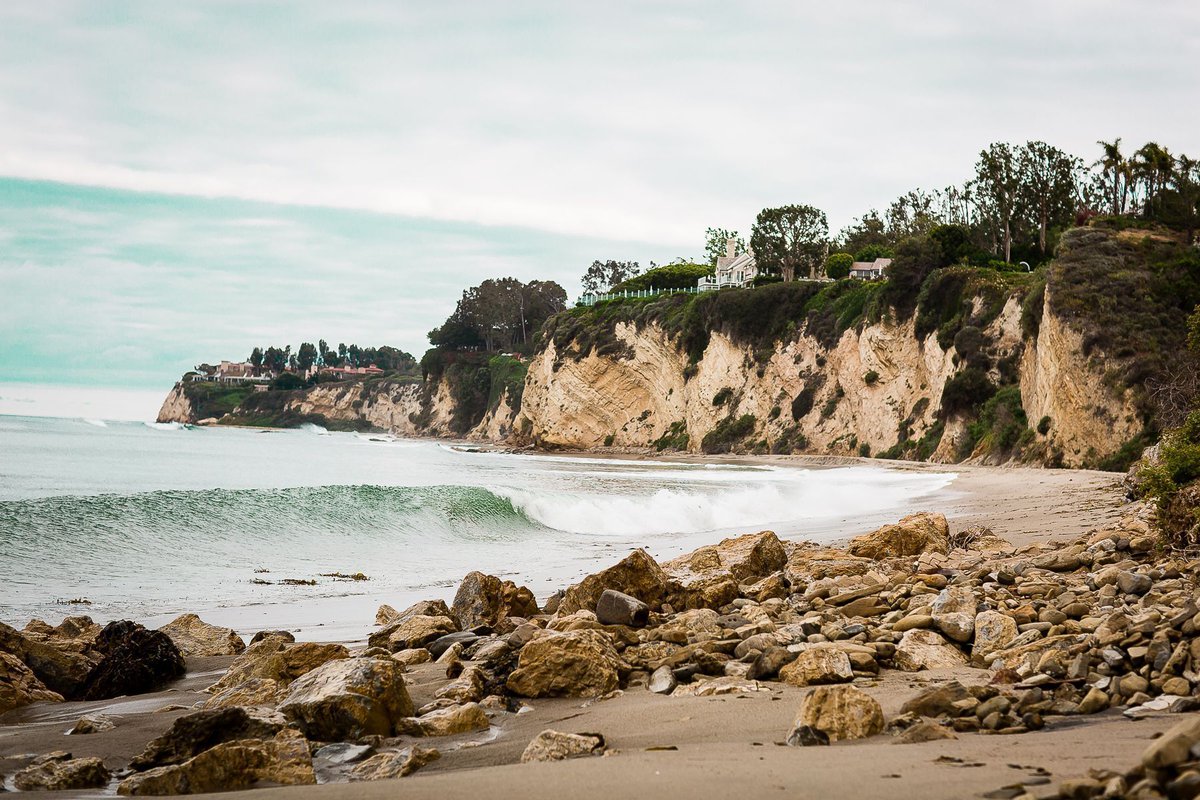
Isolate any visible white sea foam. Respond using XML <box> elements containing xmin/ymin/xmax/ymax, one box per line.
<box><xmin>82</xmin><ymin>418</ymin><xmax>108</xmax><ymax>428</ymax></box>
<box><xmin>299</xmin><ymin>422</ymin><xmax>329</xmax><ymax>434</ymax></box>
<box><xmin>494</xmin><ymin>466</ymin><xmax>956</xmax><ymax>537</ymax></box>
<box><xmin>143</xmin><ymin>421</ymin><xmax>183</xmax><ymax>431</ymax></box>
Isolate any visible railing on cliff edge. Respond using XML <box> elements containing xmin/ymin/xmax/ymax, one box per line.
<box><xmin>575</xmin><ymin>286</ymin><xmax>708</xmax><ymax>307</ymax></box>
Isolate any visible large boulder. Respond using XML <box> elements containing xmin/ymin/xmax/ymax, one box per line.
<box><xmin>451</xmin><ymin>572</ymin><xmax>539</xmax><ymax>630</ymax></box>
<box><xmin>414</xmin><ymin>702</ymin><xmax>489</xmax><ymax>736</ymax></box>
<box><xmin>899</xmin><ymin>681</ymin><xmax>973</xmax><ymax>717</ymax></box>
<box><xmin>14</xmin><ymin>753</ymin><xmax>110</xmax><ymax>791</ymax></box>
<box><xmin>368</xmin><ymin>600</ymin><xmax>454</xmax><ymax>648</ymax></box>
<box><xmin>130</xmin><ymin>707</ymin><xmax>290</xmax><ymax>770</ymax></box>
<box><xmin>894</xmin><ymin>629</ymin><xmax>969</xmax><ymax>671</ymax></box>
<box><xmin>778</xmin><ymin>646</ymin><xmax>854</xmax><ymax>687</ymax></box>
<box><xmin>278</xmin><ymin>657</ymin><xmax>413</xmax><ymax>740</ymax></box>
<box><xmin>0</xmin><ymin>621</ymin><xmax>93</xmax><ymax>698</ymax></box>
<box><xmin>381</xmin><ymin>616</ymin><xmax>458</xmax><ymax>652</ymax></box>
<box><xmin>847</xmin><ymin>512</ymin><xmax>950</xmax><ymax>559</ymax></box>
<box><xmin>595</xmin><ymin>590</ymin><xmax>649</xmax><ymax>627</ymax></box>
<box><xmin>506</xmin><ymin>631</ymin><xmax>622</xmax><ymax>698</ymax></box>
<box><xmin>80</xmin><ymin>621</ymin><xmax>186</xmax><ymax>701</ymax></box>
<box><xmin>666</xmin><ymin>531</ymin><xmax>788</xmax><ymax>584</ymax></box>
<box><xmin>558</xmin><ymin>550</ymin><xmax>670</xmax><ymax>615</ymax></box>
<box><xmin>971</xmin><ymin>611</ymin><xmax>1018</xmax><ymax>663</ymax></box>
<box><xmin>118</xmin><ymin>729</ymin><xmax>314</xmax><ymax>795</ymax></box>
<box><xmin>930</xmin><ymin>586</ymin><xmax>977</xmax><ymax>643</ymax></box>
<box><xmin>21</xmin><ymin>616</ymin><xmax>102</xmax><ymax>653</ymax></box>
<box><xmin>788</xmin><ymin>685</ymin><xmax>884</xmax><ymax>745</ymax></box>
<box><xmin>208</xmin><ymin>637</ymin><xmax>348</xmax><ymax>694</ymax></box>
<box><xmin>0</xmin><ymin>652</ymin><xmax>63</xmax><ymax>714</ymax></box>
<box><xmin>203</xmin><ymin>677</ymin><xmax>282</xmax><ymax>710</ymax></box>
<box><xmin>520</xmin><ymin>730</ymin><xmax>606</xmax><ymax>763</ymax></box>
<box><xmin>158</xmin><ymin>614</ymin><xmax>245</xmax><ymax>657</ymax></box>
<box><xmin>349</xmin><ymin>747</ymin><xmax>440</xmax><ymax>781</ymax></box>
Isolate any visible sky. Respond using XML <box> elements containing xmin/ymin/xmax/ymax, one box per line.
<box><xmin>2</xmin><ymin>1</ymin><xmax>1198</xmax><ymax>408</ymax></box>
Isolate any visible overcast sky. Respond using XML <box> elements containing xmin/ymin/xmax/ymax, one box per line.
<box><xmin>2</xmin><ymin>1</ymin><xmax>1198</xmax><ymax>399</ymax></box>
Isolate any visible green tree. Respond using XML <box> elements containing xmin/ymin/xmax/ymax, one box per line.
<box><xmin>1017</xmin><ymin>141</ymin><xmax>1083</xmax><ymax>255</ymax></box>
<box><xmin>837</xmin><ymin>210</ymin><xmax>888</xmax><ymax>254</ymax></box>
<box><xmin>704</xmin><ymin>228</ymin><xmax>746</xmax><ymax>265</ymax></box>
<box><xmin>1094</xmin><ymin>138</ymin><xmax>1131</xmax><ymax>215</ymax></box>
<box><xmin>750</xmin><ymin>204</ymin><xmax>828</xmax><ymax>281</ymax></box>
<box><xmin>973</xmin><ymin>143</ymin><xmax>1022</xmax><ymax>262</ymax></box>
<box><xmin>249</xmin><ymin>347</ymin><xmax>264</xmax><ymax>369</ymax></box>
<box><xmin>824</xmin><ymin>252</ymin><xmax>854</xmax><ymax>279</ymax></box>
<box><xmin>1133</xmin><ymin>142</ymin><xmax>1175</xmax><ymax>217</ymax></box>
<box><xmin>296</xmin><ymin>342</ymin><xmax>318</xmax><ymax>371</ymax></box>
<box><xmin>580</xmin><ymin>260</ymin><xmax>640</xmax><ymax>294</ymax></box>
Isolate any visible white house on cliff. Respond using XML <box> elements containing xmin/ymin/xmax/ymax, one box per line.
<box><xmin>698</xmin><ymin>239</ymin><xmax>760</xmax><ymax>290</ymax></box>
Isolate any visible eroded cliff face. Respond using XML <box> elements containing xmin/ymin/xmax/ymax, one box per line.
<box><xmin>156</xmin><ymin>289</ymin><xmax>1142</xmax><ymax>468</ymax></box>
<box><xmin>1019</xmin><ymin>290</ymin><xmax>1142</xmax><ymax>465</ymax></box>
<box><xmin>156</xmin><ymin>384</ymin><xmax>196</xmax><ymax>424</ymax></box>
<box><xmin>515</xmin><ymin>297</ymin><xmax>1031</xmax><ymax>461</ymax></box>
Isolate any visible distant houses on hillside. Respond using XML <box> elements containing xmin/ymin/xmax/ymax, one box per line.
<box><xmin>184</xmin><ymin>359</ymin><xmax>385</xmax><ymax>387</ymax></box>
<box><xmin>848</xmin><ymin>257</ymin><xmax>892</xmax><ymax>280</ymax></box>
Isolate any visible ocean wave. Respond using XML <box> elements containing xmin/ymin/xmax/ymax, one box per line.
<box><xmin>143</xmin><ymin>421</ymin><xmax>184</xmax><ymax>432</ymax></box>
<box><xmin>81</xmin><ymin>418</ymin><xmax>108</xmax><ymax>428</ymax></box>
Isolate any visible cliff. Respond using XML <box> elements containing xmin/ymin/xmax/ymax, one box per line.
<box><xmin>159</xmin><ymin>226</ymin><xmax>1197</xmax><ymax>470</ymax></box>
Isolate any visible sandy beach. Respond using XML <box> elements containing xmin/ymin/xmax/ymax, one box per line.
<box><xmin>0</xmin><ymin>459</ymin><xmax>1152</xmax><ymax>800</ymax></box>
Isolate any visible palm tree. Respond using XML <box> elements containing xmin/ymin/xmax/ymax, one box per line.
<box><xmin>1095</xmin><ymin>138</ymin><xmax>1127</xmax><ymax>215</ymax></box>
<box><xmin>1134</xmin><ymin>142</ymin><xmax>1175</xmax><ymax>216</ymax></box>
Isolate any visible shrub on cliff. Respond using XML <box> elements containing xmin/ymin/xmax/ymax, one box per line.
<box><xmin>612</xmin><ymin>263</ymin><xmax>713</xmax><ymax>292</ymax></box>
<box><xmin>1137</xmin><ymin>410</ymin><xmax>1200</xmax><ymax>547</ymax></box>
<box><xmin>701</xmin><ymin>414</ymin><xmax>757</xmax><ymax>454</ymax></box>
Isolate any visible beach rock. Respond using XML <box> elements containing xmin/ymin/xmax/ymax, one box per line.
<box><xmin>451</xmin><ymin>571</ymin><xmax>539</xmax><ymax>630</ymax></box>
<box><xmin>435</xmin><ymin>664</ymin><xmax>487</xmax><ymax>703</ymax></box>
<box><xmin>427</xmin><ymin>632</ymin><xmax>480</xmax><ymax>660</ymax></box>
<box><xmin>899</xmin><ymin>681</ymin><xmax>972</xmax><ymax>717</ymax></box>
<box><xmin>69</xmin><ymin>713</ymin><xmax>115</xmax><ymax>734</ymax></box>
<box><xmin>313</xmin><ymin>742</ymin><xmax>373</xmax><ymax>766</ymax></box>
<box><xmin>749</xmin><ymin>647</ymin><xmax>799</xmax><ymax>681</ymax></box>
<box><xmin>249</xmin><ymin>630</ymin><xmax>295</xmax><ymax>645</ymax></box>
<box><xmin>80</xmin><ymin>620</ymin><xmax>185</xmax><ymax>701</ymax></box>
<box><xmin>13</xmin><ymin>753</ymin><xmax>110</xmax><ymax>791</ymax></box>
<box><xmin>119</xmin><ymin>729</ymin><xmax>314</xmax><ymax>795</ymax></box>
<box><xmin>203</xmin><ymin>677</ymin><xmax>281</xmax><ymax>710</ymax></box>
<box><xmin>158</xmin><ymin>614</ymin><xmax>245</xmax><ymax>657</ymax></box>
<box><xmin>391</xmin><ymin>649</ymin><xmax>432</xmax><ymax>667</ymax></box>
<box><xmin>893</xmin><ymin>720</ymin><xmax>957</xmax><ymax>744</ymax></box>
<box><xmin>648</xmin><ymin>665</ymin><xmax>677</xmax><ymax>694</ymax></box>
<box><xmin>520</xmin><ymin>730</ymin><xmax>606</xmax><ymax>763</ymax></box>
<box><xmin>972</xmin><ymin>611</ymin><xmax>1018</xmax><ymax>663</ymax></box>
<box><xmin>375</xmin><ymin>605</ymin><xmax>400</xmax><ymax>626</ymax></box>
<box><xmin>415</xmin><ymin>702</ymin><xmax>489</xmax><ymax>736</ymax></box>
<box><xmin>383</xmin><ymin>616</ymin><xmax>459</xmax><ymax>652</ymax></box>
<box><xmin>894</xmin><ymin>629</ymin><xmax>969</xmax><ymax>671</ymax></box>
<box><xmin>558</xmin><ymin>549</ymin><xmax>670</xmax><ymax>615</ymax></box>
<box><xmin>949</xmin><ymin>524</ymin><xmax>1010</xmax><ymax>552</ymax></box>
<box><xmin>130</xmin><ymin>707</ymin><xmax>290</xmax><ymax>769</ymax></box>
<box><xmin>778</xmin><ymin>646</ymin><xmax>854</xmax><ymax>687</ymax></box>
<box><xmin>847</xmin><ymin>512</ymin><xmax>950</xmax><ymax>559</ymax></box>
<box><xmin>0</xmin><ymin>652</ymin><xmax>63</xmax><ymax>714</ymax></box>
<box><xmin>668</xmin><ymin>531</ymin><xmax>788</xmax><ymax>583</ymax></box>
<box><xmin>278</xmin><ymin>657</ymin><xmax>413</xmax><ymax>740</ymax></box>
<box><xmin>21</xmin><ymin>617</ymin><xmax>102</xmax><ymax>654</ymax></box>
<box><xmin>367</xmin><ymin>600</ymin><xmax>455</xmax><ymax>649</ymax></box>
<box><xmin>1143</xmin><ymin>715</ymin><xmax>1200</xmax><ymax>769</ymax></box>
<box><xmin>506</xmin><ymin>631</ymin><xmax>621</xmax><ymax>698</ymax></box>
<box><xmin>208</xmin><ymin>638</ymin><xmax>348</xmax><ymax>693</ymax></box>
<box><xmin>595</xmin><ymin>589</ymin><xmax>650</xmax><ymax>627</ymax></box>
<box><xmin>788</xmin><ymin>685</ymin><xmax>884</xmax><ymax>744</ymax></box>
<box><xmin>349</xmin><ymin>747</ymin><xmax>440</xmax><ymax>781</ymax></box>
<box><xmin>0</xmin><ymin>622</ymin><xmax>93</xmax><ymax>698</ymax></box>
<box><xmin>930</xmin><ymin>586</ymin><xmax>977</xmax><ymax>643</ymax></box>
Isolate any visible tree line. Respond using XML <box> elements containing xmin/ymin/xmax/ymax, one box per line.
<box><xmin>428</xmin><ymin>277</ymin><xmax>567</xmax><ymax>352</ymax></box>
<box><xmin>248</xmin><ymin>342</ymin><xmax>417</xmax><ymax>374</ymax></box>
<box><xmin>579</xmin><ymin>138</ymin><xmax>1200</xmax><ymax>292</ymax></box>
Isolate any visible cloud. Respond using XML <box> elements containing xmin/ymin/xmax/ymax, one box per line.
<box><xmin>0</xmin><ymin>1</ymin><xmax>1196</xmax><ymax>243</ymax></box>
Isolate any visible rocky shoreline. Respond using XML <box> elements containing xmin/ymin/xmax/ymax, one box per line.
<box><xmin>3</xmin><ymin>502</ymin><xmax>1200</xmax><ymax>799</ymax></box>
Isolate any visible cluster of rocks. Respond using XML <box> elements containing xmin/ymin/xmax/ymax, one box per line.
<box><xmin>4</xmin><ymin>503</ymin><xmax>1200</xmax><ymax>797</ymax></box>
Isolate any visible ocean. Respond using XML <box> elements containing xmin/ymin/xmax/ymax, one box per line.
<box><xmin>0</xmin><ymin>415</ymin><xmax>957</xmax><ymax>641</ymax></box>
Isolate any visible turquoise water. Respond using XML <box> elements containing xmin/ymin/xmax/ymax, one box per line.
<box><xmin>0</xmin><ymin>415</ymin><xmax>955</xmax><ymax>640</ymax></box>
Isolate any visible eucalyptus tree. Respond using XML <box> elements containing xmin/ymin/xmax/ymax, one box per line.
<box><xmin>750</xmin><ymin>204</ymin><xmax>829</xmax><ymax>281</ymax></box>
<box><xmin>973</xmin><ymin>143</ymin><xmax>1023</xmax><ymax>262</ymax></box>
<box><xmin>580</xmin><ymin>260</ymin><xmax>640</xmax><ymax>294</ymax></box>
<box><xmin>1018</xmin><ymin>141</ymin><xmax>1084</xmax><ymax>255</ymax></box>
<box><xmin>704</xmin><ymin>227</ymin><xmax>746</xmax><ymax>265</ymax></box>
